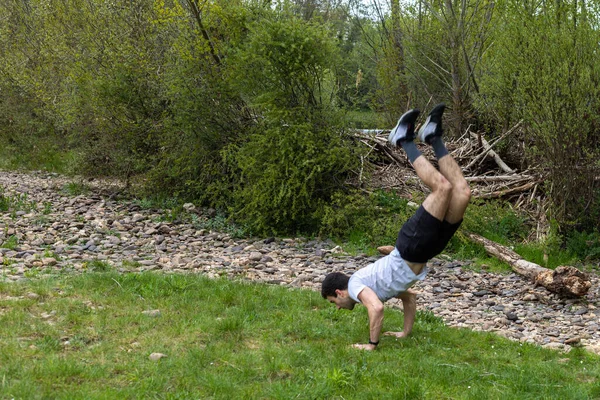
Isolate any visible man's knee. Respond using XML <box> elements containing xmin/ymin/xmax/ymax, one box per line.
<box><xmin>457</xmin><ymin>182</ymin><xmax>472</xmax><ymax>204</ymax></box>
<box><xmin>435</xmin><ymin>175</ymin><xmax>453</xmax><ymax>196</ymax></box>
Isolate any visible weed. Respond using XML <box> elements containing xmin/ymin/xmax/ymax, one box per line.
<box><xmin>131</xmin><ymin>196</ymin><xmax>178</xmax><ymax>211</ymax></box>
<box><xmin>62</xmin><ymin>182</ymin><xmax>90</xmax><ymax>196</ymax></box>
<box><xmin>83</xmin><ymin>259</ymin><xmax>113</xmax><ymax>272</ymax></box>
<box><xmin>42</xmin><ymin>202</ymin><xmax>52</xmax><ymax>215</ymax></box>
<box><xmin>33</xmin><ymin>215</ymin><xmax>50</xmax><ymax>226</ymax></box>
<box><xmin>326</xmin><ymin>368</ymin><xmax>354</xmax><ymax>389</ymax></box>
<box><xmin>194</xmin><ymin>213</ymin><xmax>248</xmax><ymax>238</ymax></box>
<box><xmin>1</xmin><ymin>235</ymin><xmax>18</xmax><ymax>250</ymax></box>
<box><xmin>43</xmin><ymin>249</ymin><xmax>61</xmax><ymax>260</ymax></box>
<box><xmin>121</xmin><ymin>260</ymin><xmax>141</xmax><ymax>270</ymax></box>
<box><xmin>104</xmin><ymin>230</ymin><xmax>121</xmax><ymax>238</ymax></box>
<box><xmin>24</xmin><ymin>267</ymin><xmax>41</xmax><ymax>278</ymax></box>
<box><xmin>0</xmin><ymin>193</ymin><xmax>9</xmax><ymax>212</ymax></box>
<box><xmin>0</xmin><ymin>190</ymin><xmax>37</xmax><ymax>213</ymax></box>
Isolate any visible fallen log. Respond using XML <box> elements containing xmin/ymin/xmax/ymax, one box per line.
<box><xmin>468</xmin><ymin>233</ymin><xmax>591</xmax><ymax>297</ymax></box>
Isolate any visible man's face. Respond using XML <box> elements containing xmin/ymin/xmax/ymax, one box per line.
<box><xmin>326</xmin><ymin>290</ymin><xmax>355</xmax><ymax>310</ymax></box>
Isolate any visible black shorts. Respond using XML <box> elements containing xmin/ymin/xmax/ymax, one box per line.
<box><xmin>396</xmin><ymin>205</ymin><xmax>462</xmax><ymax>263</ymax></box>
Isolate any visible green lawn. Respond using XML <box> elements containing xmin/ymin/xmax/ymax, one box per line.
<box><xmin>0</xmin><ymin>271</ymin><xmax>598</xmax><ymax>399</ymax></box>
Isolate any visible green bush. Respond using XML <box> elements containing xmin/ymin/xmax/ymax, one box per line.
<box><xmin>566</xmin><ymin>230</ymin><xmax>600</xmax><ymax>262</ymax></box>
<box><xmin>225</xmin><ymin>16</ymin><xmax>359</xmax><ymax>234</ymax></box>
<box><xmin>231</xmin><ymin>112</ymin><xmax>356</xmax><ymax>234</ymax></box>
<box><xmin>462</xmin><ymin>199</ymin><xmax>530</xmax><ymax>244</ymax></box>
<box><xmin>320</xmin><ymin>190</ymin><xmax>413</xmax><ymax>250</ymax></box>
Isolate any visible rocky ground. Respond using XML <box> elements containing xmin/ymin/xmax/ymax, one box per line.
<box><xmin>1</xmin><ymin>171</ymin><xmax>599</xmax><ymax>354</ymax></box>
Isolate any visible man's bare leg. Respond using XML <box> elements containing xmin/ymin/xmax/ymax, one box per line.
<box><xmin>389</xmin><ymin>108</ymin><xmax>453</xmax><ymax>222</ymax></box>
<box><xmin>438</xmin><ymin>155</ymin><xmax>471</xmax><ymax>224</ymax></box>
<box><xmin>418</xmin><ymin>103</ymin><xmax>471</xmax><ymax>224</ymax></box>
<box><xmin>411</xmin><ymin>156</ymin><xmax>452</xmax><ymax>222</ymax></box>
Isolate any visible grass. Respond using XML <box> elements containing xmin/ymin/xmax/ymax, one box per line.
<box><xmin>1</xmin><ymin>235</ymin><xmax>19</xmax><ymax>250</ymax></box>
<box><xmin>0</xmin><ymin>189</ymin><xmax>38</xmax><ymax>214</ymax></box>
<box><xmin>0</xmin><ymin>272</ymin><xmax>599</xmax><ymax>399</ymax></box>
<box><xmin>62</xmin><ymin>182</ymin><xmax>91</xmax><ymax>196</ymax></box>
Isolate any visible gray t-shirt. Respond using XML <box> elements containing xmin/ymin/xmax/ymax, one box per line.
<box><xmin>348</xmin><ymin>248</ymin><xmax>428</xmax><ymax>303</ymax></box>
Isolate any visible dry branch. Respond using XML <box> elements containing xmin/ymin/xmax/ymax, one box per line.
<box><xmin>348</xmin><ymin>128</ymin><xmax>544</xmax><ymax>214</ymax></box>
<box><xmin>474</xmin><ymin>181</ymin><xmax>540</xmax><ymax>199</ymax></box>
<box><xmin>468</xmin><ymin>132</ymin><xmax>514</xmax><ymax>173</ymax></box>
<box><xmin>465</xmin><ymin>175</ymin><xmax>533</xmax><ymax>183</ymax></box>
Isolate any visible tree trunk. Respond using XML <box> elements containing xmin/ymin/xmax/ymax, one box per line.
<box><xmin>445</xmin><ymin>0</ymin><xmax>464</xmax><ymax>135</ymax></box>
<box><xmin>468</xmin><ymin>233</ymin><xmax>591</xmax><ymax>297</ymax></box>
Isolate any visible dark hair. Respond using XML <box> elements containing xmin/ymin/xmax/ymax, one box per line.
<box><xmin>321</xmin><ymin>272</ymin><xmax>350</xmax><ymax>298</ymax></box>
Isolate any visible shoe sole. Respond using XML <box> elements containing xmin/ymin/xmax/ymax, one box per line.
<box><xmin>418</xmin><ymin>104</ymin><xmax>445</xmax><ymax>143</ymax></box>
<box><xmin>388</xmin><ymin>109</ymin><xmax>420</xmax><ymax>146</ymax></box>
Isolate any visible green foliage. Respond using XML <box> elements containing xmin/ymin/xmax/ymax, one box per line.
<box><xmin>1</xmin><ymin>0</ymin><xmax>600</xmax><ymax>240</ymax></box>
<box><xmin>62</xmin><ymin>182</ymin><xmax>90</xmax><ymax>196</ymax></box>
<box><xmin>0</xmin><ymin>192</ymin><xmax>8</xmax><ymax>212</ymax></box>
<box><xmin>0</xmin><ymin>189</ymin><xmax>37</xmax><ymax>214</ymax></box>
<box><xmin>225</xmin><ymin>16</ymin><xmax>359</xmax><ymax>234</ymax></box>
<box><xmin>233</xmin><ymin>16</ymin><xmax>338</xmax><ymax>109</ymax></box>
<box><xmin>193</xmin><ymin>213</ymin><xmax>248</xmax><ymax>239</ymax></box>
<box><xmin>320</xmin><ymin>190</ymin><xmax>413</xmax><ymax>250</ymax></box>
<box><xmin>1</xmin><ymin>235</ymin><xmax>19</xmax><ymax>250</ymax></box>
<box><xmin>231</xmin><ymin>113</ymin><xmax>356</xmax><ymax>234</ymax></box>
<box><xmin>565</xmin><ymin>230</ymin><xmax>600</xmax><ymax>263</ymax></box>
<box><xmin>84</xmin><ymin>259</ymin><xmax>113</xmax><ymax>273</ymax></box>
<box><xmin>462</xmin><ymin>200</ymin><xmax>530</xmax><ymax>244</ymax></box>
<box><xmin>476</xmin><ymin>0</ymin><xmax>600</xmax><ymax>231</ymax></box>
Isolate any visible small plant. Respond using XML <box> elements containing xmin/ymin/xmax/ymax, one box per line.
<box><xmin>62</xmin><ymin>182</ymin><xmax>90</xmax><ymax>196</ymax></box>
<box><xmin>1</xmin><ymin>235</ymin><xmax>18</xmax><ymax>250</ymax></box>
<box><xmin>131</xmin><ymin>196</ymin><xmax>178</xmax><ymax>211</ymax></box>
<box><xmin>42</xmin><ymin>202</ymin><xmax>52</xmax><ymax>215</ymax></box>
<box><xmin>194</xmin><ymin>213</ymin><xmax>248</xmax><ymax>238</ymax></box>
<box><xmin>0</xmin><ymin>190</ymin><xmax>37</xmax><ymax>214</ymax></box>
<box><xmin>43</xmin><ymin>249</ymin><xmax>60</xmax><ymax>260</ymax></box>
<box><xmin>326</xmin><ymin>368</ymin><xmax>354</xmax><ymax>389</ymax></box>
<box><xmin>33</xmin><ymin>215</ymin><xmax>50</xmax><ymax>226</ymax></box>
<box><xmin>84</xmin><ymin>259</ymin><xmax>113</xmax><ymax>272</ymax></box>
<box><xmin>0</xmin><ymin>192</ymin><xmax>9</xmax><ymax>212</ymax></box>
<box><xmin>104</xmin><ymin>230</ymin><xmax>121</xmax><ymax>238</ymax></box>
<box><xmin>24</xmin><ymin>267</ymin><xmax>41</xmax><ymax>278</ymax></box>
<box><xmin>121</xmin><ymin>260</ymin><xmax>141</xmax><ymax>270</ymax></box>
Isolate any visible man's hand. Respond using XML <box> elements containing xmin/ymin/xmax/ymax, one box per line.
<box><xmin>383</xmin><ymin>331</ymin><xmax>407</xmax><ymax>339</ymax></box>
<box><xmin>352</xmin><ymin>343</ymin><xmax>377</xmax><ymax>351</ymax></box>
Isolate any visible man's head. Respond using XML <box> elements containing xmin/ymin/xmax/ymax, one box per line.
<box><xmin>321</xmin><ymin>272</ymin><xmax>356</xmax><ymax>310</ymax></box>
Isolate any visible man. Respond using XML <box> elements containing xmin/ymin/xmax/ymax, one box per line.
<box><xmin>321</xmin><ymin>104</ymin><xmax>471</xmax><ymax>350</ymax></box>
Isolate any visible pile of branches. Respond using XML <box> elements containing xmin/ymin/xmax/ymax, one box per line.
<box><xmin>349</xmin><ymin>121</ymin><xmax>549</xmax><ymax>239</ymax></box>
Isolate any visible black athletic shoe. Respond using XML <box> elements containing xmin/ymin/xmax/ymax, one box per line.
<box><xmin>388</xmin><ymin>109</ymin><xmax>420</xmax><ymax>146</ymax></box>
<box><xmin>418</xmin><ymin>103</ymin><xmax>446</xmax><ymax>144</ymax></box>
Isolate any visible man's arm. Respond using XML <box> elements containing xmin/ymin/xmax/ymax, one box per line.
<box><xmin>353</xmin><ymin>287</ymin><xmax>384</xmax><ymax>350</ymax></box>
<box><xmin>383</xmin><ymin>289</ymin><xmax>417</xmax><ymax>338</ymax></box>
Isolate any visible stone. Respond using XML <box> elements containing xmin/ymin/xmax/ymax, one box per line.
<box><xmin>142</xmin><ymin>310</ymin><xmax>161</xmax><ymax>317</ymax></box>
<box><xmin>249</xmin><ymin>252</ymin><xmax>262</xmax><ymax>262</ymax></box>
<box><xmin>149</xmin><ymin>352</ymin><xmax>167</xmax><ymax>361</ymax></box>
